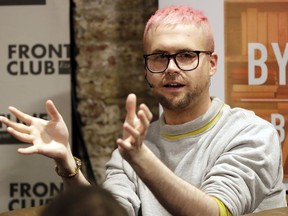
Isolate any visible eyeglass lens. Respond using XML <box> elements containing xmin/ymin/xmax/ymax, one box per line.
<box><xmin>145</xmin><ymin>51</ymin><xmax>199</xmax><ymax>73</ymax></box>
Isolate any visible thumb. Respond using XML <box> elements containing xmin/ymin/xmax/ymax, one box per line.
<box><xmin>125</xmin><ymin>93</ymin><xmax>137</xmax><ymax>125</ymax></box>
<box><xmin>46</xmin><ymin>100</ymin><xmax>62</xmax><ymax>122</ymax></box>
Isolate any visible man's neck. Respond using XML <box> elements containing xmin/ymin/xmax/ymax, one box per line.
<box><xmin>163</xmin><ymin>97</ymin><xmax>212</xmax><ymax>125</ymax></box>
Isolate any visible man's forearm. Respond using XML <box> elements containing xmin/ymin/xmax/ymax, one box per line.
<box><xmin>129</xmin><ymin>144</ymin><xmax>219</xmax><ymax>216</ymax></box>
<box><xmin>62</xmin><ymin>170</ymin><xmax>91</xmax><ymax>188</ymax></box>
<box><xmin>54</xmin><ymin>154</ymin><xmax>91</xmax><ymax>188</ymax></box>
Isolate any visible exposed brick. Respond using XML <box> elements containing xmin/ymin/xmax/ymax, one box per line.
<box><xmin>73</xmin><ymin>0</ymin><xmax>159</xmax><ymax>184</ymax></box>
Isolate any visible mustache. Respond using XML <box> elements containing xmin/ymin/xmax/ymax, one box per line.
<box><xmin>162</xmin><ymin>73</ymin><xmax>184</xmax><ymax>84</ymax></box>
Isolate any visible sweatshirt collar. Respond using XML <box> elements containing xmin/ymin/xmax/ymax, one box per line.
<box><xmin>160</xmin><ymin>97</ymin><xmax>225</xmax><ymax>140</ymax></box>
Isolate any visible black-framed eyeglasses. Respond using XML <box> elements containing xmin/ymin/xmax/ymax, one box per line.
<box><xmin>143</xmin><ymin>50</ymin><xmax>213</xmax><ymax>73</ymax></box>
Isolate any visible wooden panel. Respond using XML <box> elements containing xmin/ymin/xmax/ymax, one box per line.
<box><xmin>225</xmin><ymin>0</ymin><xmax>288</xmax><ymax>179</ymax></box>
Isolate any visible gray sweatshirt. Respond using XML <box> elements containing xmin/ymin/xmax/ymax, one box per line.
<box><xmin>104</xmin><ymin>97</ymin><xmax>287</xmax><ymax>216</ymax></box>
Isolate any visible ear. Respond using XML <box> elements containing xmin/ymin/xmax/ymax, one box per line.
<box><xmin>209</xmin><ymin>53</ymin><xmax>218</xmax><ymax>76</ymax></box>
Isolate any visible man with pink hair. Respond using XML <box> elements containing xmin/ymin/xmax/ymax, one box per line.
<box><xmin>0</xmin><ymin>5</ymin><xmax>286</xmax><ymax>216</ymax></box>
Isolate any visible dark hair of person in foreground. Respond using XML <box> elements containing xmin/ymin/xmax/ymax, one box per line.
<box><xmin>41</xmin><ymin>185</ymin><xmax>128</xmax><ymax>216</ymax></box>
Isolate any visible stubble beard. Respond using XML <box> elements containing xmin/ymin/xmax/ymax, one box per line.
<box><xmin>153</xmin><ymin>79</ymin><xmax>210</xmax><ymax>112</ymax></box>
<box><xmin>154</xmin><ymin>89</ymin><xmax>199</xmax><ymax>112</ymax></box>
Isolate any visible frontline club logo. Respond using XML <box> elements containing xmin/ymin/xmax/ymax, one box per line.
<box><xmin>1</xmin><ymin>43</ymin><xmax>70</xmax><ymax>144</ymax></box>
<box><xmin>7</xmin><ymin>43</ymin><xmax>71</xmax><ymax>76</ymax></box>
<box><xmin>0</xmin><ymin>0</ymin><xmax>46</xmax><ymax>6</ymax></box>
<box><xmin>8</xmin><ymin>182</ymin><xmax>63</xmax><ymax>210</ymax></box>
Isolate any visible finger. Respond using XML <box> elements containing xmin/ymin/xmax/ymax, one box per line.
<box><xmin>7</xmin><ymin>127</ymin><xmax>33</xmax><ymax>144</ymax></box>
<box><xmin>18</xmin><ymin>145</ymin><xmax>39</xmax><ymax>155</ymax></box>
<box><xmin>0</xmin><ymin>116</ymin><xmax>30</xmax><ymax>134</ymax></box>
<box><xmin>46</xmin><ymin>100</ymin><xmax>62</xmax><ymax>122</ymax></box>
<box><xmin>123</xmin><ymin>123</ymin><xmax>139</xmax><ymax>145</ymax></box>
<box><xmin>19</xmin><ymin>143</ymin><xmax>65</xmax><ymax>159</ymax></box>
<box><xmin>137</xmin><ymin>110</ymin><xmax>150</xmax><ymax>135</ymax></box>
<box><xmin>137</xmin><ymin>104</ymin><xmax>152</xmax><ymax>134</ymax></box>
<box><xmin>116</xmin><ymin>138</ymin><xmax>132</xmax><ymax>151</ymax></box>
<box><xmin>125</xmin><ymin>94</ymin><xmax>137</xmax><ymax>125</ymax></box>
<box><xmin>139</xmin><ymin>103</ymin><xmax>153</xmax><ymax>122</ymax></box>
<box><xmin>8</xmin><ymin>106</ymin><xmax>32</xmax><ymax>125</ymax></box>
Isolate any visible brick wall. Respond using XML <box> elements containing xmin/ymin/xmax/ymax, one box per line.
<box><xmin>73</xmin><ymin>0</ymin><xmax>159</xmax><ymax>184</ymax></box>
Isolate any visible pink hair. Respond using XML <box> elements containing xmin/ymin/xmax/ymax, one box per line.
<box><xmin>143</xmin><ymin>5</ymin><xmax>214</xmax><ymax>51</ymax></box>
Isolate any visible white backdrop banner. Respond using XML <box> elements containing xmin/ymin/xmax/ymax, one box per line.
<box><xmin>0</xmin><ymin>0</ymin><xmax>71</xmax><ymax>212</ymax></box>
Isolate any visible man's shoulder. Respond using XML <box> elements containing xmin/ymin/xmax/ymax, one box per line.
<box><xmin>222</xmin><ymin>104</ymin><xmax>276</xmax><ymax>132</ymax></box>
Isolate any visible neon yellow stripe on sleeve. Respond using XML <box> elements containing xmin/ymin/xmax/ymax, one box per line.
<box><xmin>213</xmin><ymin>197</ymin><xmax>232</xmax><ymax>216</ymax></box>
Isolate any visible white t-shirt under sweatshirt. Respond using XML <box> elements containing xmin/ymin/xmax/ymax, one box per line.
<box><xmin>103</xmin><ymin>97</ymin><xmax>287</xmax><ymax>216</ymax></box>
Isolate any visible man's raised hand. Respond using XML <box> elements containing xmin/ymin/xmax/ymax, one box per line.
<box><xmin>0</xmin><ymin>100</ymin><xmax>71</xmax><ymax>161</ymax></box>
